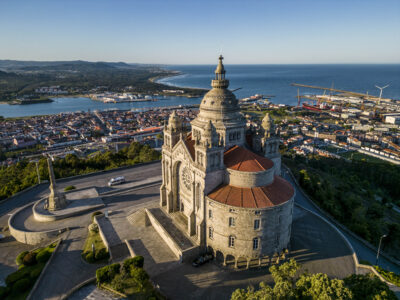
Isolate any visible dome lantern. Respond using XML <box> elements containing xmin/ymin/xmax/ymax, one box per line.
<box><xmin>211</xmin><ymin>55</ymin><xmax>229</xmax><ymax>89</ymax></box>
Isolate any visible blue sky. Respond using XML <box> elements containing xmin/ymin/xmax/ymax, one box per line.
<box><xmin>0</xmin><ymin>0</ymin><xmax>399</xmax><ymax>64</ymax></box>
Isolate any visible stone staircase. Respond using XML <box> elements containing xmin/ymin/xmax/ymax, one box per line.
<box><xmin>169</xmin><ymin>211</ymin><xmax>199</xmax><ymax>246</ymax></box>
<box><xmin>148</xmin><ymin>208</ymin><xmax>195</xmax><ymax>250</ymax></box>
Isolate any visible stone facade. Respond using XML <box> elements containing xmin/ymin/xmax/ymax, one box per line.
<box><xmin>159</xmin><ymin>56</ymin><xmax>294</xmax><ymax>268</ymax></box>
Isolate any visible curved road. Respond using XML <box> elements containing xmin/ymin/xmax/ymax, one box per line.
<box><xmin>281</xmin><ymin>167</ymin><xmax>400</xmax><ymax>274</ymax></box>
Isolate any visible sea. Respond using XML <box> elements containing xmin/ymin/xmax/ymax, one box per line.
<box><xmin>1</xmin><ymin>64</ymin><xmax>399</xmax><ymax>118</ymax></box>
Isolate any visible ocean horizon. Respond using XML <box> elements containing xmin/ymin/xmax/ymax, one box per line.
<box><xmin>158</xmin><ymin>64</ymin><xmax>400</xmax><ymax>106</ymax></box>
<box><xmin>1</xmin><ymin>64</ymin><xmax>399</xmax><ymax>117</ymax></box>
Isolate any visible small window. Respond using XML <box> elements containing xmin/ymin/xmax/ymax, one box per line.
<box><xmin>229</xmin><ymin>235</ymin><xmax>235</xmax><ymax>247</ymax></box>
<box><xmin>229</xmin><ymin>208</ymin><xmax>237</xmax><ymax>213</ymax></box>
<box><xmin>254</xmin><ymin>219</ymin><xmax>260</xmax><ymax>230</ymax></box>
<box><xmin>209</xmin><ymin>209</ymin><xmax>213</xmax><ymax>219</ymax></box>
<box><xmin>253</xmin><ymin>237</ymin><xmax>259</xmax><ymax>250</ymax></box>
<box><xmin>229</xmin><ymin>217</ymin><xmax>236</xmax><ymax>227</ymax></box>
<box><xmin>209</xmin><ymin>227</ymin><xmax>213</xmax><ymax>239</ymax></box>
<box><xmin>255</xmin><ymin>210</ymin><xmax>261</xmax><ymax>215</ymax></box>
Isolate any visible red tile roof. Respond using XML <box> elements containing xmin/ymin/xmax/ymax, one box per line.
<box><xmin>224</xmin><ymin>145</ymin><xmax>273</xmax><ymax>172</ymax></box>
<box><xmin>184</xmin><ymin>133</ymin><xmax>195</xmax><ymax>160</ymax></box>
<box><xmin>207</xmin><ymin>176</ymin><xmax>294</xmax><ymax>208</ymax></box>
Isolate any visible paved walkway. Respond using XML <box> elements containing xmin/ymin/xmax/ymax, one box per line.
<box><xmin>151</xmin><ymin>206</ymin><xmax>355</xmax><ymax>300</ymax></box>
<box><xmin>68</xmin><ymin>283</ymin><xmax>120</xmax><ymax>300</ymax></box>
<box><xmin>30</xmin><ymin>227</ymin><xmax>103</xmax><ymax>299</ymax></box>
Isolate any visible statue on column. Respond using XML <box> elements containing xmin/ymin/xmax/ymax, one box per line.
<box><xmin>47</xmin><ymin>157</ymin><xmax>67</xmax><ymax>211</ymax></box>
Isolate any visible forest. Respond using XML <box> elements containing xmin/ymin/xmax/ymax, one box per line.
<box><xmin>283</xmin><ymin>154</ymin><xmax>400</xmax><ymax>261</ymax></box>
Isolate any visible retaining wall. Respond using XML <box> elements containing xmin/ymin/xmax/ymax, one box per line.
<box><xmin>93</xmin><ymin>214</ymin><xmax>111</xmax><ymax>259</ymax></box>
<box><xmin>27</xmin><ymin>239</ymin><xmax>63</xmax><ymax>300</ymax></box>
<box><xmin>32</xmin><ymin>197</ymin><xmax>105</xmax><ymax>222</ymax></box>
<box><xmin>8</xmin><ymin>203</ymin><xmax>68</xmax><ymax>245</ymax></box>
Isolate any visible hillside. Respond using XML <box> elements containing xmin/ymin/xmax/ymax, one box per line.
<box><xmin>0</xmin><ymin>60</ymin><xmax>204</xmax><ymax>102</ymax></box>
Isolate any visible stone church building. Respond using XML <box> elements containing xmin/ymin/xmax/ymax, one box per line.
<box><xmin>160</xmin><ymin>56</ymin><xmax>295</xmax><ymax>267</ymax></box>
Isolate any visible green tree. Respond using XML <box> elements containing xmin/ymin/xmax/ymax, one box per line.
<box><xmin>296</xmin><ymin>273</ymin><xmax>352</xmax><ymax>300</ymax></box>
<box><xmin>230</xmin><ymin>260</ymin><xmax>396</xmax><ymax>300</ymax></box>
<box><xmin>344</xmin><ymin>274</ymin><xmax>396</xmax><ymax>300</ymax></box>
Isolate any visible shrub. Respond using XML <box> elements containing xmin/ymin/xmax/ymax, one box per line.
<box><xmin>96</xmin><ymin>263</ymin><xmax>120</xmax><ymax>284</ymax></box>
<box><xmin>123</xmin><ymin>256</ymin><xmax>144</xmax><ymax>273</ymax></box>
<box><xmin>88</xmin><ymin>223</ymin><xmax>99</xmax><ymax>233</ymax></box>
<box><xmin>5</xmin><ymin>268</ymin><xmax>29</xmax><ymax>286</ymax></box>
<box><xmin>15</xmin><ymin>251</ymin><xmax>29</xmax><ymax>266</ymax></box>
<box><xmin>91</xmin><ymin>211</ymin><xmax>103</xmax><ymax>222</ymax></box>
<box><xmin>95</xmin><ymin>248</ymin><xmax>109</xmax><ymax>261</ymax></box>
<box><xmin>110</xmin><ymin>273</ymin><xmax>125</xmax><ymax>292</ymax></box>
<box><xmin>22</xmin><ymin>252</ymin><xmax>37</xmax><ymax>266</ymax></box>
<box><xmin>30</xmin><ymin>267</ymin><xmax>42</xmax><ymax>279</ymax></box>
<box><xmin>36</xmin><ymin>249</ymin><xmax>51</xmax><ymax>263</ymax></box>
<box><xmin>374</xmin><ymin>266</ymin><xmax>400</xmax><ymax>287</ymax></box>
<box><xmin>64</xmin><ymin>185</ymin><xmax>76</xmax><ymax>191</ymax></box>
<box><xmin>0</xmin><ymin>286</ymin><xmax>9</xmax><ymax>300</ymax></box>
<box><xmin>130</xmin><ymin>267</ymin><xmax>149</xmax><ymax>290</ymax></box>
<box><xmin>12</xmin><ymin>278</ymin><xmax>31</xmax><ymax>293</ymax></box>
<box><xmin>86</xmin><ymin>252</ymin><xmax>95</xmax><ymax>263</ymax></box>
<box><xmin>16</xmin><ymin>251</ymin><xmax>29</xmax><ymax>266</ymax></box>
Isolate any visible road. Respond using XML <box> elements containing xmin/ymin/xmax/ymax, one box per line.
<box><xmin>281</xmin><ymin>168</ymin><xmax>400</xmax><ymax>274</ymax></box>
<box><xmin>0</xmin><ymin>161</ymin><xmax>162</xmax><ymax>295</ymax></box>
<box><xmin>1</xmin><ymin>160</ymin><xmax>399</xmax><ymax>299</ymax></box>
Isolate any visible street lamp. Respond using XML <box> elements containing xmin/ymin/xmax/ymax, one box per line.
<box><xmin>30</xmin><ymin>159</ymin><xmax>41</xmax><ymax>184</ymax></box>
<box><xmin>376</xmin><ymin>234</ymin><xmax>387</xmax><ymax>265</ymax></box>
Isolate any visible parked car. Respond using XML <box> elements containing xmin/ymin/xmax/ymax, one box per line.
<box><xmin>108</xmin><ymin>176</ymin><xmax>126</xmax><ymax>186</ymax></box>
<box><xmin>192</xmin><ymin>253</ymin><xmax>213</xmax><ymax>267</ymax></box>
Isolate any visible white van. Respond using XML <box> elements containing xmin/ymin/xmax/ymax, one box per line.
<box><xmin>108</xmin><ymin>176</ymin><xmax>126</xmax><ymax>186</ymax></box>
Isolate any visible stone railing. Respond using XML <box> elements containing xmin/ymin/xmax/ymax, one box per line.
<box><xmin>8</xmin><ymin>202</ymin><xmax>68</xmax><ymax>245</ymax></box>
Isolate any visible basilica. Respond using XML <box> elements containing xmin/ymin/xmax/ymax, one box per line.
<box><xmin>160</xmin><ymin>56</ymin><xmax>295</xmax><ymax>267</ymax></box>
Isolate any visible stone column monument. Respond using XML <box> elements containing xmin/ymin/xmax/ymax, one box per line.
<box><xmin>47</xmin><ymin>157</ymin><xmax>67</xmax><ymax>211</ymax></box>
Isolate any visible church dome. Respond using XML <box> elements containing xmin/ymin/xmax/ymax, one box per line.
<box><xmin>194</xmin><ymin>56</ymin><xmax>245</xmax><ymax>129</ymax></box>
<box><xmin>200</xmin><ymin>88</ymin><xmax>238</xmax><ymax>112</ymax></box>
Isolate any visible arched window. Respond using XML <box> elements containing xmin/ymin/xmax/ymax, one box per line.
<box><xmin>229</xmin><ymin>235</ymin><xmax>235</xmax><ymax>248</ymax></box>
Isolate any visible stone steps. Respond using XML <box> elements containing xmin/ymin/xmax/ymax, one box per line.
<box><xmin>148</xmin><ymin>208</ymin><xmax>195</xmax><ymax>250</ymax></box>
<box><xmin>169</xmin><ymin>211</ymin><xmax>199</xmax><ymax>246</ymax></box>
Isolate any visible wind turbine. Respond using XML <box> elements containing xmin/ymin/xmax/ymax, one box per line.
<box><xmin>375</xmin><ymin>84</ymin><xmax>389</xmax><ymax>105</ymax></box>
